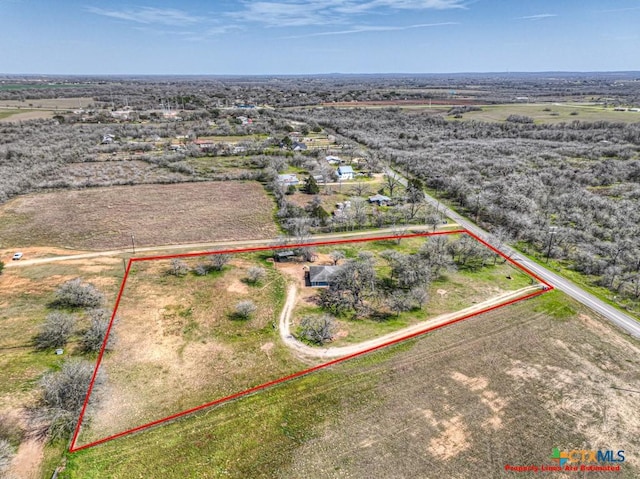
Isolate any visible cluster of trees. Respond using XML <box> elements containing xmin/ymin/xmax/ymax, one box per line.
<box><xmin>26</xmin><ymin>278</ymin><xmax>113</xmax><ymax>444</ymax></box>
<box><xmin>316</xmin><ymin>236</ymin><xmax>492</xmax><ymax>324</ymax></box>
<box><xmin>298</xmin><ymin>106</ymin><xmax>640</xmax><ymax>311</ymax></box>
<box><xmin>36</xmin><ymin>279</ymin><xmax>113</xmax><ymax>354</ymax></box>
<box><xmin>3</xmin><ymin>73</ymin><xmax>639</xmax><ymax>108</ymax></box>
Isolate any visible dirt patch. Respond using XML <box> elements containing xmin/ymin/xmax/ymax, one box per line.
<box><xmin>428</xmin><ymin>415</ymin><xmax>470</xmax><ymax>460</ymax></box>
<box><xmin>227</xmin><ymin>280</ymin><xmax>249</xmax><ymax>294</ymax></box>
<box><xmin>451</xmin><ymin>371</ymin><xmax>488</xmax><ymax>391</ymax></box>
<box><xmin>0</xmin><ymin>182</ymin><xmax>278</xmax><ymax>250</ymax></box>
<box><xmin>8</xmin><ymin>439</ymin><xmax>44</xmax><ymax>479</ymax></box>
<box><xmin>437</xmin><ymin>289</ymin><xmax>448</xmax><ymax>297</ymax></box>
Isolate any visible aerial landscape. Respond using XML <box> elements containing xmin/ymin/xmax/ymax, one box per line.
<box><xmin>1</xmin><ymin>1</ymin><xmax>639</xmax><ymax>478</ymax></box>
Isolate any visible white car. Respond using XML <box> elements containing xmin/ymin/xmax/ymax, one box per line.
<box><xmin>12</xmin><ymin>252</ymin><xmax>23</xmax><ymax>260</ymax></box>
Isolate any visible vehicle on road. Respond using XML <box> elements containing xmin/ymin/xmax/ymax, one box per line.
<box><xmin>12</xmin><ymin>252</ymin><xmax>23</xmax><ymax>260</ymax></box>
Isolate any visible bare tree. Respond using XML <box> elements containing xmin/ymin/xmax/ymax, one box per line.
<box><xmin>167</xmin><ymin>259</ymin><xmax>189</xmax><ymax>277</ymax></box>
<box><xmin>387</xmin><ymin>291</ymin><xmax>412</xmax><ymax>316</ymax></box>
<box><xmin>80</xmin><ymin>309</ymin><xmax>116</xmax><ymax>353</ymax></box>
<box><xmin>210</xmin><ymin>254</ymin><xmax>232</xmax><ymax>271</ymax></box>
<box><xmin>298</xmin><ymin>315</ymin><xmax>336</xmax><ymax>345</ymax></box>
<box><xmin>38</xmin><ymin>359</ymin><xmax>98</xmax><ymax>442</ymax></box>
<box><xmin>384</xmin><ymin>173</ymin><xmax>402</xmax><ymax>197</ymax></box>
<box><xmin>54</xmin><ymin>278</ymin><xmax>104</xmax><ymax>308</ymax></box>
<box><xmin>35</xmin><ymin>312</ymin><xmax>76</xmax><ymax>350</ymax></box>
<box><xmin>329</xmin><ymin>250</ymin><xmax>345</xmax><ymax>266</ymax></box>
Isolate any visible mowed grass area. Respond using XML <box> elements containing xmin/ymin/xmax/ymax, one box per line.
<box><xmin>61</xmin><ymin>292</ymin><xmax>640</xmax><ymax>478</ymax></box>
<box><xmin>290</xmin><ymin>236</ymin><xmax>534</xmax><ymax>347</ymax></box>
<box><xmin>0</xmin><ymin>181</ymin><xmax>278</xmax><ymax>250</ymax></box>
<box><xmin>75</xmin><ymin>253</ymin><xmax>301</xmax><ymax>447</ymax></box>
<box><xmin>451</xmin><ymin>103</ymin><xmax>640</xmax><ymax>124</ymax></box>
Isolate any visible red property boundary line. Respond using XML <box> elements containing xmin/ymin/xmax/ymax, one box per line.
<box><xmin>69</xmin><ymin>230</ymin><xmax>553</xmax><ymax>452</ymax></box>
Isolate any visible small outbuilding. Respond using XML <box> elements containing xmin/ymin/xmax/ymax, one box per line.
<box><xmin>275</xmin><ymin>250</ymin><xmax>295</xmax><ymax>262</ymax></box>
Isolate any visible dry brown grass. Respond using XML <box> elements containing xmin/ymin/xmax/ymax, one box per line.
<box><xmin>75</xmin><ymin>255</ymin><xmax>300</xmax><ymax>447</ymax></box>
<box><xmin>280</xmin><ymin>296</ymin><xmax>640</xmax><ymax>478</ymax></box>
<box><xmin>0</xmin><ymin>181</ymin><xmax>278</xmax><ymax>250</ymax></box>
<box><xmin>0</xmin><ymin>97</ymin><xmax>93</xmax><ymax>109</ymax></box>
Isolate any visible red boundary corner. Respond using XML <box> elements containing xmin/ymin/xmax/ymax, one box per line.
<box><xmin>69</xmin><ymin>230</ymin><xmax>552</xmax><ymax>452</ymax></box>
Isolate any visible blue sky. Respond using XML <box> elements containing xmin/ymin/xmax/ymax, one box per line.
<box><xmin>1</xmin><ymin>0</ymin><xmax>639</xmax><ymax>74</ymax></box>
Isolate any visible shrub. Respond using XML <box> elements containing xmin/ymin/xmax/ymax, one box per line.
<box><xmin>234</xmin><ymin>300</ymin><xmax>257</xmax><ymax>320</ymax></box>
<box><xmin>0</xmin><ymin>260</ymin><xmax>4</xmax><ymax>276</ymax></box>
<box><xmin>167</xmin><ymin>259</ymin><xmax>189</xmax><ymax>277</ymax></box>
<box><xmin>80</xmin><ymin>309</ymin><xmax>116</xmax><ymax>353</ymax></box>
<box><xmin>505</xmin><ymin>114</ymin><xmax>534</xmax><ymax>124</ymax></box>
<box><xmin>246</xmin><ymin>266</ymin><xmax>267</xmax><ymax>284</ymax></box>
<box><xmin>54</xmin><ymin>278</ymin><xmax>104</xmax><ymax>308</ymax></box>
<box><xmin>193</xmin><ymin>263</ymin><xmax>209</xmax><ymax>276</ymax></box>
<box><xmin>35</xmin><ymin>312</ymin><xmax>75</xmax><ymax>350</ymax></box>
<box><xmin>38</xmin><ymin>359</ymin><xmax>98</xmax><ymax>442</ymax></box>
<box><xmin>210</xmin><ymin>254</ymin><xmax>231</xmax><ymax>271</ymax></box>
<box><xmin>298</xmin><ymin>315</ymin><xmax>336</xmax><ymax>345</ymax></box>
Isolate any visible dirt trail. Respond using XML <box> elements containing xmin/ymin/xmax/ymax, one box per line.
<box><xmin>279</xmin><ymin>284</ymin><xmax>542</xmax><ymax>359</ymax></box>
<box><xmin>8</xmin><ymin>438</ymin><xmax>45</xmax><ymax>479</ymax></box>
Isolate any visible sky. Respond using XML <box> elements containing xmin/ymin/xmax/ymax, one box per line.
<box><xmin>1</xmin><ymin>0</ymin><xmax>639</xmax><ymax>75</ymax></box>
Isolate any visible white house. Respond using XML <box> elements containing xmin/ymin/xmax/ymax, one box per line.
<box><xmin>326</xmin><ymin>155</ymin><xmax>342</xmax><ymax>165</ymax></box>
<box><xmin>336</xmin><ymin>165</ymin><xmax>354</xmax><ymax>181</ymax></box>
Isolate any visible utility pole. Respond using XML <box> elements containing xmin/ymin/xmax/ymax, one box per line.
<box><xmin>131</xmin><ymin>234</ymin><xmax>136</xmax><ymax>255</ymax></box>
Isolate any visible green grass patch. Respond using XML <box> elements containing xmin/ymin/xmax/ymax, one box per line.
<box><xmin>0</xmin><ymin>109</ymin><xmax>36</xmax><ymax>120</ymax></box>
<box><xmin>533</xmin><ymin>289</ymin><xmax>576</xmax><ymax>320</ymax></box>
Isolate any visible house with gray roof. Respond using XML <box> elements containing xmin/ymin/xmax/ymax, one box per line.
<box><xmin>306</xmin><ymin>265</ymin><xmax>341</xmax><ymax>287</ymax></box>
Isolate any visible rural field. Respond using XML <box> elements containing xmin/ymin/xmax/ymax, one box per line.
<box><xmin>75</xmin><ymin>253</ymin><xmax>299</xmax><ymax>447</ymax></box>
<box><xmin>59</xmin><ymin>292</ymin><xmax>640</xmax><ymax>478</ymax></box>
<box><xmin>450</xmin><ymin>103</ymin><xmax>640</xmax><ymax>124</ymax></box>
<box><xmin>0</xmin><ymin>181</ymin><xmax>279</xmax><ymax>250</ymax></box>
<box><xmin>72</xmin><ymin>233</ymin><xmax>539</xmax><ymax>449</ymax></box>
<box><xmin>0</xmin><ymin>256</ymin><xmax>125</xmax><ymax>478</ymax></box>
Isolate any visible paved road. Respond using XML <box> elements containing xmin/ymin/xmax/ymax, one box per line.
<box><xmin>385</xmin><ymin>167</ymin><xmax>640</xmax><ymax>339</ymax></box>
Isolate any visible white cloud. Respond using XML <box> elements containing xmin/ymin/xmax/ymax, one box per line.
<box><xmin>229</xmin><ymin>0</ymin><xmax>466</xmax><ymax>27</ymax></box>
<box><xmin>86</xmin><ymin>6</ymin><xmax>201</xmax><ymax>27</ymax></box>
<box><xmin>517</xmin><ymin>13</ymin><xmax>557</xmax><ymax>21</ymax></box>
<box><xmin>285</xmin><ymin>21</ymin><xmax>458</xmax><ymax>38</ymax></box>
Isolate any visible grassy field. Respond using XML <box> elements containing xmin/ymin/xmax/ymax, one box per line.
<box><xmin>0</xmin><ymin>182</ymin><xmax>279</xmax><ymax>250</ymax></box>
<box><xmin>0</xmin><ymin>256</ymin><xmax>125</xmax><ymax>478</ymax></box>
<box><xmin>0</xmin><ymin>97</ymin><xmax>93</xmax><ymax>109</ymax></box>
<box><xmin>59</xmin><ymin>291</ymin><xmax>640</xmax><ymax>478</ymax></box>
<box><xmin>74</xmin><ymin>254</ymin><xmax>299</xmax><ymax>447</ymax></box>
<box><xmin>289</xmin><ymin>236</ymin><xmax>534</xmax><ymax>347</ymax></box>
<box><xmin>0</xmin><ymin>109</ymin><xmax>34</xmax><ymax>120</ymax></box>
<box><xmin>450</xmin><ymin>103</ymin><xmax>640</xmax><ymax>124</ymax></box>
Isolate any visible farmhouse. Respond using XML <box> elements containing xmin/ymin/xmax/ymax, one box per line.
<box><xmin>326</xmin><ymin>155</ymin><xmax>342</xmax><ymax>165</ymax></box>
<box><xmin>337</xmin><ymin>165</ymin><xmax>354</xmax><ymax>180</ymax></box>
<box><xmin>306</xmin><ymin>265</ymin><xmax>341</xmax><ymax>287</ymax></box>
<box><xmin>292</xmin><ymin>141</ymin><xmax>308</xmax><ymax>151</ymax></box>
